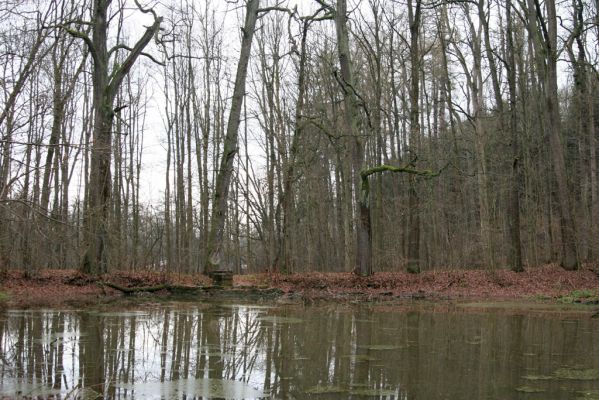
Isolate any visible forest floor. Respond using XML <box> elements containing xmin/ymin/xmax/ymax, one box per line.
<box><xmin>1</xmin><ymin>264</ymin><xmax>599</xmax><ymax>309</ymax></box>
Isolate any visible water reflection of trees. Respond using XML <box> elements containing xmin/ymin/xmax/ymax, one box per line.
<box><xmin>0</xmin><ymin>311</ymin><xmax>79</xmax><ymax>393</ymax></box>
<box><xmin>0</xmin><ymin>305</ymin><xmax>598</xmax><ymax>398</ymax></box>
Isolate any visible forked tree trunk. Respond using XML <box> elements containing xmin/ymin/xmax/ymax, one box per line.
<box><xmin>79</xmin><ymin>0</ymin><xmax>161</xmax><ymax>274</ymax></box>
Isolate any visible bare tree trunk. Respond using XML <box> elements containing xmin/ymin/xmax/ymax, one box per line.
<box><xmin>81</xmin><ymin>0</ymin><xmax>112</xmax><ymax>273</ymax></box>
<box><xmin>406</xmin><ymin>0</ymin><xmax>423</xmax><ymax>273</ymax></box>
<box><xmin>186</xmin><ymin>66</ymin><xmax>194</xmax><ymax>273</ymax></box>
<box><xmin>588</xmin><ymin>74</ymin><xmax>598</xmax><ymax>260</ymax></box>
<box><xmin>205</xmin><ymin>0</ymin><xmax>259</xmax><ymax>273</ymax></box>
<box><xmin>534</xmin><ymin>0</ymin><xmax>579</xmax><ymax>270</ymax></box>
<box><xmin>333</xmin><ymin>0</ymin><xmax>369</xmax><ymax>276</ymax></box>
<box><xmin>506</xmin><ymin>0</ymin><xmax>523</xmax><ymax>271</ymax></box>
<box><xmin>566</xmin><ymin>0</ymin><xmax>597</xmax><ymax>261</ymax></box>
<box><xmin>281</xmin><ymin>19</ymin><xmax>310</xmax><ymax>274</ymax></box>
<box><xmin>360</xmin><ymin>165</ymin><xmax>438</xmax><ymax>276</ymax></box>
<box><xmin>78</xmin><ymin>0</ymin><xmax>161</xmax><ymax>275</ymax></box>
<box><xmin>0</xmin><ymin>12</ymin><xmax>50</xmax><ymax>129</ymax></box>
<box><xmin>165</xmin><ymin>119</ymin><xmax>173</xmax><ymax>272</ymax></box>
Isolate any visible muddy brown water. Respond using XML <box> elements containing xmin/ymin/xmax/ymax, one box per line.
<box><xmin>0</xmin><ymin>301</ymin><xmax>598</xmax><ymax>399</ymax></box>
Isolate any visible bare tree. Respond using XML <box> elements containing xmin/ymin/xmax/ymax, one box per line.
<box><xmin>530</xmin><ymin>0</ymin><xmax>579</xmax><ymax>270</ymax></box>
<box><xmin>505</xmin><ymin>0</ymin><xmax>524</xmax><ymax>271</ymax></box>
<box><xmin>205</xmin><ymin>0</ymin><xmax>260</xmax><ymax>273</ymax></box>
<box><xmin>67</xmin><ymin>0</ymin><xmax>161</xmax><ymax>274</ymax></box>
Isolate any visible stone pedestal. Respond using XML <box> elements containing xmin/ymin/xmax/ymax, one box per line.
<box><xmin>209</xmin><ymin>270</ymin><xmax>233</xmax><ymax>287</ymax></box>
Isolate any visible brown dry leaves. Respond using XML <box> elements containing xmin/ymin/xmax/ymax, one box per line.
<box><xmin>258</xmin><ymin>264</ymin><xmax>599</xmax><ymax>300</ymax></box>
<box><xmin>0</xmin><ymin>269</ymin><xmax>211</xmax><ymax>308</ymax></box>
<box><xmin>1</xmin><ymin>264</ymin><xmax>597</xmax><ymax>307</ymax></box>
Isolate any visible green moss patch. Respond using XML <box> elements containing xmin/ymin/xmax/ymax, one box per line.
<box><xmin>349</xmin><ymin>388</ymin><xmax>397</xmax><ymax>396</ymax></box>
<box><xmin>305</xmin><ymin>385</ymin><xmax>346</xmax><ymax>394</ymax></box>
<box><xmin>554</xmin><ymin>367</ymin><xmax>599</xmax><ymax>380</ymax></box>
<box><xmin>522</xmin><ymin>374</ymin><xmax>554</xmax><ymax>381</ymax></box>
<box><xmin>558</xmin><ymin>290</ymin><xmax>599</xmax><ymax>305</ymax></box>
<box><xmin>359</xmin><ymin>344</ymin><xmax>403</xmax><ymax>351</ymax></box>
<box><xmin>575</xmin><ymin>390</ymin><xmax>599</xmax><ymax>399</ymax></box>
<box><xmin>515</xmin><ymin>385</ymin><xmax>545</xmax><ymax>393</ymax></box>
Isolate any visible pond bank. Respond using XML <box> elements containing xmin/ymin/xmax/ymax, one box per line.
<box><xmin>1</xmin><ymin>264</ymin><xmax>598</xmax><ymax>308</ymax></box>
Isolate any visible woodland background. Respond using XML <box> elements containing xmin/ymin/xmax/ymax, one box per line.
<box><xmin>0</xmin><ymin>0</ymin><xmax>597</xmax><ymax>277</ymax></box>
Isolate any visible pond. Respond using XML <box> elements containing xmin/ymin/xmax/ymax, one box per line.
<box><xmin>0</xmin><ymin>301</ymin><xmax>598</xmax><ymax>399</ymax></box>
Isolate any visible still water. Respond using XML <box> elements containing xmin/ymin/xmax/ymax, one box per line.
<box><xmin>0</xmin><ymin>301</ymin><xmax>598</xmax><ymax>399</ymax></box>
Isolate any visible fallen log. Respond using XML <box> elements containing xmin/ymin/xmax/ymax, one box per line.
<box><xmin>101</xmin><ymin>281</ymin><xmax>285</xmax><ymax>300</ymax></box>
<box><xmin>102</xmin><ymin>282</ymin><xmax>203</xmax><ymax>295</ymax></box>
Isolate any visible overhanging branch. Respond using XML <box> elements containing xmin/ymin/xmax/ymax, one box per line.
<box><xmin>360</xmin><ymin>163</ymin><xmax>446</xmax><ymax>203</ymax></box>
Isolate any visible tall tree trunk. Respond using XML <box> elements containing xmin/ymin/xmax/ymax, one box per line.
<box><xmin>534</xmin><ymin>0</ymin><xmax>579</xmax><ymax>270</ymax></box>
<box><xmin>282</xmin><ymin>20</ymin><xmax>310</xmax><ymax>274</ymax></box>
<box><xmin>587</xmin><ymin>74</ymin><xmax>598</xmax><ymax>260</ymax></box>
<box><xmin>506</xmin><ymin>0</ymin><xmax>524</xmax><ymax>271</ymax></box>
<box><xmin>480</xmin><ymin>0</ymin><xmax>523</xmax><ymax>270</ymax></box>
<box><xmin>79</xmin><ymin>0</ymin><xmax>161</xmax><ymax>274</ymax></box>
<box><xmin>81</xmin><ymin>0</ymin><xmax>112</xmax><ymax>275</ymax></box>
<box><xmin>334</xmin><ymin>0</ymin><xmax>369</xmax><ymax>276</ymax></box>
<box><xmin>205</xmin><ymin>0</ymin><xmax>259</xmax><ymax>273</ymax></box>
<box><xmin>566</xmin><ymin>0</ymin><xmax>597</xmax><ymax>261</ymax></box>
<box><xmin>407</xmin><ymin>0</ymin><xmax>423</xmax><ymax>273</ymax></box>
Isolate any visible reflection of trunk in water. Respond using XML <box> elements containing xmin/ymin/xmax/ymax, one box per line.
<box><xmin>223</xmin><ymin>312</ymin><xmax>233</xmax><ymax>379</ymax></box>
<box><xmin>241</xmin><ymin>312</ymin><xmax>249</xmax><ymax>379</ymax></box>
<box><xmin>51</xmin><ymin>313</ymin><xmax>64</xmax><ymax>390</ymax></box>
<box><xmin>277</xmin><ymin>321</ymin><xmax>291</xmax><ymax>395</ymax></box>
<box><xmin>104</xmin><ymin>317</ymin><xmax>118</xmax><ymax>397</ymax></box>
<box><xmin>159</xmin><ymin>309</ymin><xmax>170</xmax><ymax>382</ymax></box>
<box><xmin>3</xmin><ymin>304</ymin><xmax>599</xmax><ymax>399</ymax></box>
<box><xmin>353</xmin><ymin>310</ymin><xmax>373</xmax><ymax>389</ymax></box>
<box><xmin>125</xmin><ymin>316</ymin><xmax>137</xmax><ymax>387</ymax></box>
<box><xmin>230</xmin><ymin>312</ymin><xmax>240</xmax><ymax>379</ymax></box>
<box><xmin>16</xmin><ymin>316</ymin><xmax>25</xmax><ymax>379</ymax></box>
<box><xmin>263</xmin><ymin>321</ymin><xmax>273</xmax><ymax>391</ymax></box>
<box><xmin>80</xmin><ymin>312</ymin><xmax>105</xmax><ymax>394</ymax></box>
<box><xmin>182</xmin><ymin>314</ymin><xmax>193</xmax><ymax>380</ymax></box>
<box><xmin>406</xmin><ymin>311</ymin><xmax>421</xmax><ymax>397</ymax></box>
<box><xmin>32</xmin><ymin>316</ymin><xmax>43</xmax><ymax>387</ymax></box>
<box><xmin>227</xmin><ymin>310</ymin><xmax>241</xmax><ymax>379</ymax></box>
<box><xmin>170</xmin><ymin>313</ymin><xmax>184</xmax><ymax>380</ymax></box>
<box><xmin>335</xmin><ymin>310</ymin><xmax>351</xmax><ymax>389</ymax></box>
<box><xmin>207</xmin><ymin>310</ymin><xmax>224</xmax><ymax>380</ymax></box>
<box><xmin>508</xmin><ymin>315</ymin><xmax>524</xmax><ymax>385</ymax></box>
<box><xmin>235</xmin><ymin>309</ymin><xmax>261</xmax><ymax>382</ymax></box>
<box><xmin>195</xmin><ymin>311</ymin><xmax>208</xmax><ymax>378</ymax></box>
<box><xmin>107</xmin><ymin>314</ymin><xmax>138</xmax><ymax>397</ymax></box>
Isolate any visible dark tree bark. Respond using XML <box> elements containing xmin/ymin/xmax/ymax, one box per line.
<box><xmin>41</xmin><ymin>38</ymin><xmax>87</xmax><ymax>215</ymax></box>
<box><xmin>533</xmin><ymin>0</ymin><xmax>579</xmax><ymax>270</ymax></box>
<box><xmin>281</xmin><ymin>18</ymin><xmax>310</xmax><ymax>274</ymax></box>
<box><xmin>506</xmin><ymin>0</ymin><xmax>524</xmax><ymax>271</ymax></box>
<box><xmin>74</xmin><ymin>0</ymin><xmax>161</xmax><ymax>274</ymax></box>
<box><xmin>565</xmin><ymin>0</ymin><xmax>596</xmax><ymax>261</ymax></box>
<box><xmin>360</xmin><ymin>165</ymin><xmax>439</xmax><ymax>276</ymax></box>
<box><xmin>205</xmin><ymin>0</ymin><xmax>260</xmax><ymax>273</ymax></box>
<box><xmin>406</xmin><ymin>0</ymin><xmax>423</xmax><ymax>273</ymax></box>
<box><xmin>334</xmin><ymin>0</ymin><xmax>369</xmax><ymax>276</ymax></box>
